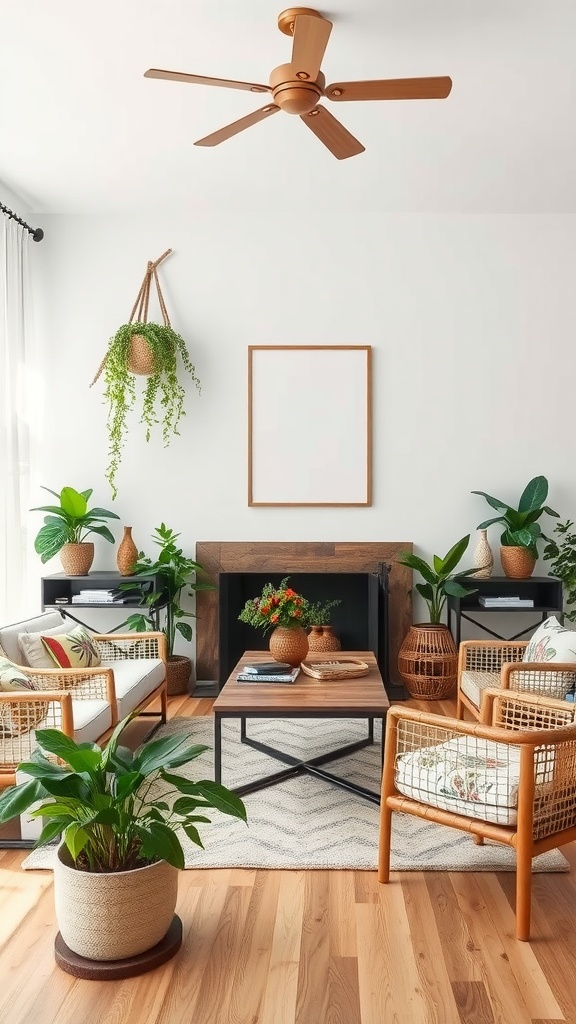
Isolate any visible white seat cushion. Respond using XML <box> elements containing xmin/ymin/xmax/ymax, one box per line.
<box><xmin>101</xmin><ymin>659</ymin><xmax>165</xmax><ymax>720</ymax></box>
<box><xmin>460</xmin><ymin>670</ymin><xmax>501</xmax><ymax>710</ymax></box>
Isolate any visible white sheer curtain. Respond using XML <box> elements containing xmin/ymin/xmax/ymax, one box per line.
<box><xmin>0</xmin><ymin>217</ymin><xmax>34</xmax><ymax>623</ymax></box>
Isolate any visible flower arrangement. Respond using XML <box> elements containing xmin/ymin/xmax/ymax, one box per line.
<box><xmin>238</xmin><ymin>578</ymin><xmax>311</xmax><ymax>633</ymax></box>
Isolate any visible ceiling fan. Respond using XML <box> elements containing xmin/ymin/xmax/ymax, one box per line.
<box><xmin>144</xmin><ymin>7</ymin><xmax>452</xmax><ymax>160</ymax></box>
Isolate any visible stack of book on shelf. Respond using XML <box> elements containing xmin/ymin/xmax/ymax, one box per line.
<box><xmin>71</xmin><ymin>589</ymin><xmax>130</xmax><ymax>605</ymax></box>
<box><xmin>236</xmin><ymin>661</ymin><xmax>300</xmax><ymax>684</ymax></box>
<box><xmin>479</xmin><ymin>595</ymin><xmax>535</xmax><ymax>609</ymax></box>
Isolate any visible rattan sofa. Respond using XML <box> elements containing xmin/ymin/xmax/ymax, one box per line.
<box><xmin>0</xmin><ymin>611</ymin><xmax>167</xmax><ymax>790</ymax></box>
<box><xmin>456</xmin><ymin>639</ymin><xmax>576</xmax><ymax>721</ymax></box>
<box><xmin>378</xmin><ymin>688</ymin><xmax>576</xmax><ymax>940</ymax></box>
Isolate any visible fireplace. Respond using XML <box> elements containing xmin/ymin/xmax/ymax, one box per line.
<box><xmin>195</xmin><ymin>542</ymin><xmax>413</xmax><ymax>697</ymax></box>
<box><xmin>218</xmin><ymin>570</ymin><xmax>386</xmax><ymax>688</ymax></box>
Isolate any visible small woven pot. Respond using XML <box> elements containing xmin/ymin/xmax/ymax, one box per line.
<box><xmin>269</xmin><ymin>626</ymin><xmax>309</xmax><ymax>666</ymax></box>
<box><xmin>60</xmin><ymin>543</ymin><xmax>94</xmax><ymax>576</ymax></box>
<box><xmin>54</xmin><ymin>845</ymin><xmax>178</xmax><ymax>961</ymax></box>
<box><xmin>127</xmin><ymin>334</ymin><xmax>157</xmax><ymax>376</ymax></box>
<box><xmin>500</xmin><ymin>546</ymin><xmax>536</xmax><ymax>579</ymax></box>
<box><xmin>166</xmin><ymin>655</ymin><xmax>191</xmax><ymax>695</ymax></box>
<box><xmin>397</xmin><ymin>623</ymin><xmax>458</xmax><ymax>700</ymax></box>
<box><xmin>307</xmin><ymin>625</ymin><xmax>342</xmax><ymax>653</ymax></box>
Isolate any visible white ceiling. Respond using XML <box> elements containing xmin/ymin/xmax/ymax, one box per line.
<box><xmin>2</xmin><ymin>0</ymin><xmax>575</xmax><ymax>214</ymax></box>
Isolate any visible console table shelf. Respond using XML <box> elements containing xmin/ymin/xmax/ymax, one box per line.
<box><xmin>41</xmin><ymin>571</ymin><xmax>166</xmax><ymax>632</ymax></box>
<box><xmin>447</xmin><ymin>576</ymin><xmax>563</xmax><ymax>645</ymax></box>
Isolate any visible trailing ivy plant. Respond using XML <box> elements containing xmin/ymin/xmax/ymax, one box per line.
<box><xmin>102</xmin><ymin>322</ymin><xmax>201</xmax><ymax>499</ymax></box>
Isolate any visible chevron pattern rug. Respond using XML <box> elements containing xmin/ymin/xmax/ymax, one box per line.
<box><xmin>22</xmin><ymin>716</ymin><xmax>569</xmax><ymax>872</ymax></box>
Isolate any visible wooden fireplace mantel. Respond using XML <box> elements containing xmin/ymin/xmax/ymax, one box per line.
<box><xmin>195</xmin><ymin>542</ymin><xmax>413</xmax><ymax>685</ymax></box>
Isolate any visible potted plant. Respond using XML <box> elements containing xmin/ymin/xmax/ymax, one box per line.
<box><xmin>397</xmin><ymin>536</ymin><xmax>478</xmax><ymax>699</ymax></box>
<box><xmin>122</xmin><ymin>523</ymin><xmax>213</xmax><ymax>695</ymax></box>
<box><xmin>472</xmin><ymin>475</ymin><xmax>559</xmax><ymax>579</ymax></box>
<box><xmin>0</xmin><ymin>716</ymin><xmax>246</xmax><ymax>964</ymax></box>
<box><xmin>238</xmin><ymin>577</ymin><xmax>312</xmax><ymax>666</ymax></box>
<box><xmin>99</xmin><ymin>322</ymin><xmax>201</xmax><ymax>499</ymax></box>
<box><xmin>543</xmin><ymin>519</ymin><xmax>576</xmax><ymax>622</ymax></box>
<box><xmin>306</xmin><ymin>598</ymin><xmax>342</xmax><ymax>652</ymax></box>
<box><xmin>32</xmin><ymin>486</ymin><xmax>120</xmax><ymax>575</ymax></box>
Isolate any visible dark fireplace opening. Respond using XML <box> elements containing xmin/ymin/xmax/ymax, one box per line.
<box><xmin>218</xmin><ymin>569</ymin><xmax>398</xmax><ymax>695</ymax></box>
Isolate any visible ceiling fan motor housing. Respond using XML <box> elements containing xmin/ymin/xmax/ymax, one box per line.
<box><xmin>269</xmin><ymin>65</ymin><xmax>325</xmax><ymax>114</ymax></box>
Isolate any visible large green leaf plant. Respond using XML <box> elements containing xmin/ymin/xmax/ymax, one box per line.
<box><xmin>32</xmin><ymin>486</ymin><xmax>120</xmax><ymax>563</ymax></box>
<box><xmin>472</xmin><ymin>475</ymin><xmax>559</xmax><ymax>556</ymax></box>
<box><xmin>398</xmin><ymin>536</ymin><xmax>478</xmax><ymax>625</ymax></box>
<box><xmin>0</xmin><ymin>715</ymin><xmax>246</xmax><ymax>871</ymax></box>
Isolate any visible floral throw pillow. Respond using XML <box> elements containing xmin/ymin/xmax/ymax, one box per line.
<box><xmin>521</xmin><ymin>616</ymin><xmax>576</xmax><ymax>698</ymax></box>
<box><xmin>41</xmin><ymin>625</ymin><xmax>101</xmax><ymax>669</ymax></box>
<box><xmin>0</xmin><ymin>656</ymin><xmax>36</xmax><ymax>692</ymax></box>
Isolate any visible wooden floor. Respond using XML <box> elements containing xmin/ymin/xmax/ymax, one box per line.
<box><xmin>1</xmin><ymin>692</ymin><xmax>576</xmax><ymax>1024</ymax></box>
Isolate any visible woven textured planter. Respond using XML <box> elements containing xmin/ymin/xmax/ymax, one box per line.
<box><xmin>60</xmin><ymin>543</ymin><xmax>94</xmax><ymax>576</ymax></box>
<box><xmin>269</xmin><ymin>626</ymin><xmax>309</xmax><ymax>666</ymax></box>
<box><xmin>54</xmin><ymin>845</ymin><xmax>178</xmax><ymax>961</ymax></box>
<box><xmin>116</xmin><ymin>526</ymin><xmax>138</xmax><ymax>576</ymax></box>
<box><xmin>166</xmin><ymin>655</ymin><xmax>191</xmax><ymax>696</ymax></box>
<box><xmin>127</xmin><ymin>333</ymin><xmax>157</xmax><ymax>375</ymax></box>
<box><xmin>500</xmin><ymin>546</ymin><xmax>536</xmax><ymax>579</ymax></box>
<box><xmin>307</xmin><ymin>625</ymin><xmax>342</xmax><ymax>653</ymax></box>
<box><xmin>397</xmin><ymin>623</ymin><xmax>458</xmax><ymax>700</ymax></box>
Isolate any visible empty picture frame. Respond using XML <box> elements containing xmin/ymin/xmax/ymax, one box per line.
<box><xmin>248</xmin><ymin>345</ymin><xmax>372</xmax><ymax>507</ymax></box>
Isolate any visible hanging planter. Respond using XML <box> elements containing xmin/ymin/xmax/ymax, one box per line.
<box><xmin>91</xmin><ymin>249</ymin><xmax>201</xmax><ymax>499</ymax></box>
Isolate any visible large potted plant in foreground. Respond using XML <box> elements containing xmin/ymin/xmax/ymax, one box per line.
<box><xmin>472</xmin><ymin>475</ymin><xmax>559</xmax><ymax>578</ymax></box>
<box><xmin>32</xmin><ymin>485</ymin><xmax>120</xmax><ymax>575</ymax></box>
<box><xmin>0</xmin><ymin>715</ymin><xmax>246</xmax><ymax>965</ymax></box>
<box><xmin>397</xmin><ymin>536</ymin><xmax>478</xmax><ymax>699</ymax></box>
<box><xmin>122</xmin><ymin>523</ymin><xmax>214</xmax><ymax>695</ymax></box>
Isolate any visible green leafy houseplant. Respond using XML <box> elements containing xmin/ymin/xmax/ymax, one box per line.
<box><xmin>238</xmin><ymin>578</ymin><xmax>311</xmax><ymax>634</ymax></box>
<box><xmin>32</xmin><ymin>486</ymin><xmax>120</xmax><ymax>563</ymax></box>
<box><xmin>0</xmin><ymin>715</ymin><xmax>246</xmax><ymax>871</ymax></box>
<box><xmin>122</xmin><ymin>523</ymin><xmax>213</xmax><ymax>658</ymax></box>
<box><xmin>472</xmin><ymin>475</ymin><xmax>559</xmax><ymax>556</ymax></box>
<box><xmin>398</xmin><ymin>536</ymin><xmax>479</xmax><ymax>624</ymax></box>
<box><xmin>543</xmin><ymin>520</ymin><xmax>576</xmax><ymax>623</ymax></box>
<box><xmin>101</xmin><ymin>322</ymin><xmax>201</xmax><ymax>499</ymax></box>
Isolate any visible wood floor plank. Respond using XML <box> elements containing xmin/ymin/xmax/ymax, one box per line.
<box><xmin>260</xmin><ymin>871</ymin><xmax>305</xmax><ymax>1024</ymax></box>
<box><xmin>329</xmin><ymin>870</ymin><xmax>357</xmax><ymax>957</ymax></box>
<box><xmin>223</xmin><ymin>869</ymin><xmax>281</xmax><ymax>1024</ymax></box>
<box><xmin>400</xmin><ymin>872</ymin><xmax>465</xmax><ymax>1019</ymax></box>
<box><xmin>328</xmin><ymin>956</ymin><xmax>361</xmax><ymax>1024</ymax></box>
<box><xmin>296</xmin><ymin>871</ymin><xmax>330</xmax><ymax>1023</ymax></box>
<box><xmin>425</xmin><ymin>873</ymin><xmax>483</xmax><ymax>983</ymax></box>
<box><xmin>451</xmin><ymin>980</ymin><xmax>495</xmax><ymax>1024</ymax></box>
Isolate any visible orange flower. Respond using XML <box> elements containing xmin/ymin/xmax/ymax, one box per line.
<box><xmin>285</xmin><ymin>588</ymin><xmax>295</xmax><ymax>598</ymax></box>
<box><xmin>271</xmin><ymin>614</ymin><xmax>279</xmax><ymax>623</ymax></box>
<box><xmin>294</xmin><ymin>609</ymin><xmax>301</xmax><ymax>617</ymax></box>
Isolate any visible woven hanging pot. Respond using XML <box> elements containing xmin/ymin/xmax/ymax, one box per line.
<box><xmin>397</xmin><ymin>623</ymin><xmax>458</xmax><ymax>700</ymax></box>
<box><xmin>60</xmin><ymin>543</ymin><xmax>94</xmax><ymax>576</ymax></box>
<box><xmin>127</xmin><ymin>334</ymin><xmax>157</xmax><ymax>376</ymax></box>
<box><xmin>54</xmin><ymin>845</ymin><xmax>178</xmax><ymax>961</ymax></box>
<box><xmin>166</xmin><ymin>655</ymin><xmax>191</xmax><ymax>696</ymax></box>
<box><xmin>269</xmin><ymin>626</ymin><xmax>309</xmax><ymax>666</ymax></box>
<box><xmin>500</xmin><ymin>546</ymin><xmax>536</xmax><ymax>579</ymax></box>
<box><xmin>307</xmin><ymin>625</ymin><xmax>342</xmax><ymax>653</ymax></box>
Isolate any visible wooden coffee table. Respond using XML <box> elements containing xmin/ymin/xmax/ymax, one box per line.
<box><xmin>212</xmin><ymin>650</ymin><xmax>389</xmax><ymax>805</ymax></box>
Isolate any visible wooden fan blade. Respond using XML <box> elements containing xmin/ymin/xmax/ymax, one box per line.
<box><xmin>300</xmin><ymin>107</ymin><xmax>365</xmax><ymax>160</ymax></box>
<box><xmin>194</xmin><ymin>104</ymin><xmax>280</xmax><ymax>147</ymax></box>
<box><xmin>325</xmin><ymin>77</ymin><xmax>453</xmax><ymax>101</ymax></box>
<box><xmin>144</xmin><ymin>68</ymin><xmax>270</xmax><ymax>94</ymax></box>
<box><xmin>290</xmin><ymin>14</ymin><xmax>332</xmax><ymax>81</ymax></box>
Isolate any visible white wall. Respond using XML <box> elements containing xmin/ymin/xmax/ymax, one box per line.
<box><xmin>27</xmin><ymin>211</ymin><xmax>576</xmax><ymax>636</ymax></box>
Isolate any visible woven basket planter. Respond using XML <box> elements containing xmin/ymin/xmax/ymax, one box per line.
<box><xmin>269</xmin><ymin>626</ymin><xmax>309</xmax><ymax>666</ymax></box>
<box><xmin>500</xmin><ymin>546</ymin><xmax>536</xmax><ymax>579</ymax></box>
<box><xmin>127</xmin><ymin>333</ymin><xmax>157</xmax><ymax>376</ymax></box>
<box><xmin>307</xmin><ymin>625</ymin><xmax>342</xmax><ymax>653</ymax></box>
<box><xmin>60</xmin><ymin>542</ymin><xmax>94</xmax><ymax>576</ymax></box>
<box><xmin>166</xmin><ymin>655</ymin><xmax>192</xmax><ymax>696</ymax></box>
<box><xmin>54</xmin><ymin>845</ymin><xmax>178</xmax><ymax>961</ymax></box>
<box><xmin>398</xmin><ymin>623</ymin><xmax>458</xmax><ymax>700</ymax></box>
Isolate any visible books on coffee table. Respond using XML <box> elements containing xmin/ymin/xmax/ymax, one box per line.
<box><xmin>237</xmin><ymin>665</ymin><xmax>300</xmax><ymax>683</ymax></box>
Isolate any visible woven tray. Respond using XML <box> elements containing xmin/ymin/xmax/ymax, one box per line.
<box><xmin>300</xmin><ymin>659</ymin><xmax>370</xmax><ymax>681</ymax></box>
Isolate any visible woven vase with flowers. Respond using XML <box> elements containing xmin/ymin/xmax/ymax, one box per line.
<box><xmin>238</xmin><ymin>577</ymin><xmax>311</xmax><ymax>666</ymax></box>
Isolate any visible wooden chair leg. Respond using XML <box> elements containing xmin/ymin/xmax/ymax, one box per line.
<box><xmin>455</xmin><ymin>694</ymin><xmax>464</xmax><ymax>720</ymax></box>
<box><xmin>378</xmin><ymin>802</ymin><xmax>393</xmax><ymax>883</ymax></box>
<box><xmin>515</xmin><ymin>844</ymin><xmax>533</xmax><ymax>941</ymax></box>
<box><xmin>473</xmin><ymin>835</ymin><xmax>485</xmax><ymax>845</ymax></box>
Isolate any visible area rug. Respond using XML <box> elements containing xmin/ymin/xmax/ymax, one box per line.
<box><xmin>22</xmin><ymin>717</ymin><xmax>569</xmax><ymax>873</ymax></box>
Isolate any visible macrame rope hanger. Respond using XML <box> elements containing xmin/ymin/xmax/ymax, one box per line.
<box><xmin>90</xmin><ymin>248</ymin><xmax>173</xmax><ymax>386</ymax></box>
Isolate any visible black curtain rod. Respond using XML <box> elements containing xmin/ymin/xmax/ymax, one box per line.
<box><xmin>0</xmin><ymin>200</ymin><xmax>44</xmax><ymax>242</ymax></box>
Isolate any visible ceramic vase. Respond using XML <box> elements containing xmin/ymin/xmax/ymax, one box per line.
<box><xmin>307</xmin><ymin>625</ymin><xmax>342</xmax><ymax>653</ymax></box>
<box><xmin>117</xmin><ymin>526</ymin><xmax>138</xmax><ymax>576</ymax></box>
<box><xmin>472</xmin><ymin>529</ymin><xmax>494</xmax><ymax>579</ymax></box>
<box><xmin>269</xmin><ymin>626</ymin><xmax>309</xmax><ymax>666</ymax></box>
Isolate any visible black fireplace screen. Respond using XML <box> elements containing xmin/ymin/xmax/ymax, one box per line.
<box><xmin>217</xmin><ymin>570</ymin><xmax>389</xmax><ymax>689</ymax></box>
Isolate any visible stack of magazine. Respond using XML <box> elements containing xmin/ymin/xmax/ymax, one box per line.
<box><xmin>236</xmin><ymin>661</ymin><xmax>300</xmax><ymax>683</ymax></box>
<box><xmin>479</xmin><ymin>595</ymin><xmax>534</xmax><ymax>608</ymax></box>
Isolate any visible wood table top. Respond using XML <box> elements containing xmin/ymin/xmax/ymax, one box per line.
<box><xmin>213</xmin><ymin>651</ymin><xmax>389</xmax><ymax>715</ymax></box>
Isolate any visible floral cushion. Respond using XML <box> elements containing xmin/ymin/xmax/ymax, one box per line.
<box><xmin>0</xmin><ymin>656</ymin><xmax>47</xmax><ymax>735</ymax></box>
<box><xmin>18</xmin><ymin>622</ymin><xmax>81</xmax><ymax>669</ymax></box>
<box><xmin>394</xmin><ymin>735</ymin><xmax>550</xmax><ymax>826</ymax></box>
<box><xmin>41</xmin><ymin>625</ymin><xmax>101</xmax><ymax>669</ymax></box>
<box><xmin>521</xmin><ymin>616</ymin><xmax>576</xmax><ymax>698</ymax></box>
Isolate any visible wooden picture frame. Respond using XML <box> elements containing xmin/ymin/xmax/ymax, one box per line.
<box><xmin>248</xmin><ymin>345</ymin><xmax>372</xmax><ymax>507</ymax></box>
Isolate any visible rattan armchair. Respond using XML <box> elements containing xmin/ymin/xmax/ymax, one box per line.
<box><xmin>378</xmin><ymin>689</ymin><xmax>576</xmax><ymax>940</ymax></box>
<box><xmin>456</xmin><ymin>639</ymin><xmax>576</xmax><ymax>720</ymax></box>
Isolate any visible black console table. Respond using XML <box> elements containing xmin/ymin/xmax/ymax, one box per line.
<box><xmin>41</xmin><ymin>571</ymin><xmax>166</xmax><ymax>632</ymax></box>
<box><xmin>447</xmin><ymin>575</ymin><xmax>563</xmax><ymax>646</ymax></box>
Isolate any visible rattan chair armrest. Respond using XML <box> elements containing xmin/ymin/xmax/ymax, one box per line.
<box><xmin>0</xmin><ymin>690</ymin><xmax>75</xmax><ymax>736</ymax></box>
<box><xmin>501</xmin><ymin>661</ymin><xmax>576</xmax><ymax>684</ymax></box>
<box><xmin>23</xmin><ymin>665</ymin><xmax>116</xmax><ymax>708</ymax></box>
<box><xmin>388</xmin><ymin>700</ymin><xmax>576</xmax><ymax>747</ymax></box>
<box><xmin>480</xmin><ymin>687</ymin><xmax>576</xmax><ymax>728</ymax></box>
